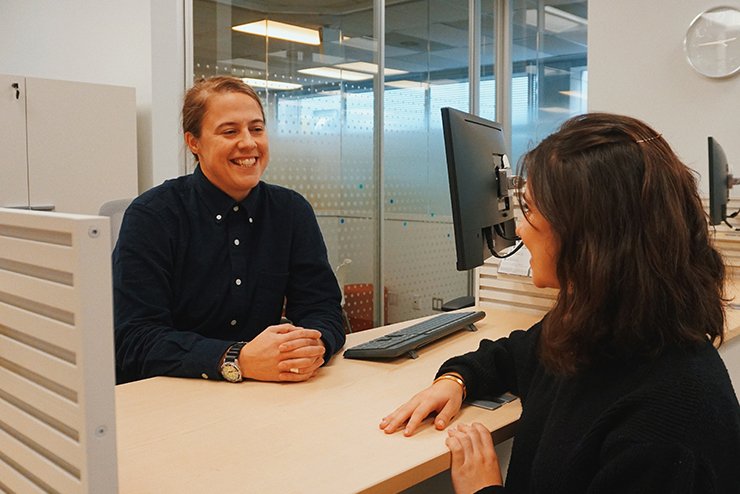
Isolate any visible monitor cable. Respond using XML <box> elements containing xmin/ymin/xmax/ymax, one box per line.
<box><xmin>494</xmin><ymin>223</ymin><xmax>519</xmax><ymax>242</ymax></box>
<box><xmin>724</xmin><ymin>209</ymin><xmax>740</xmax><ymax>230</ymax></box>
<box><xmin>485</xmin><ymin>227</ymin><xmax>525</xmax><ymax>259</ymax></box>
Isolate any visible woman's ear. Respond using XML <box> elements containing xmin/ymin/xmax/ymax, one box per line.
<box><xmin>184</xmin><ymin>132</ymin><xmax>199</xmax><ymax>156</ymax></box>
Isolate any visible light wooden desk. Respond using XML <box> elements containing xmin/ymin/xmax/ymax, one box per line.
<box><xmin>115</xmin><ymin>303</ymin><xmax>740</xmax><ymax>494</ymax></box>
<box><xmin>115</xmin><ymin>308</ymin><xmax>541</xmax><ymax>494</ymax></box>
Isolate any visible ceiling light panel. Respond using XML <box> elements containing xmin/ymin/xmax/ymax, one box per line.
<box><xmin>241</xmin><ymin>77</ymin><xmax>302</xmax><ymax>90</ymax></box>
<box><xmin>298</xmin><ymin>67</ymin><xmax>374</xmax><ymax>81</ymax></box>
<box><xmin>336</xmin><ymin>61</ymin><xmax>408</xmax><ymax>76</ymax></box>
<box><xmin>232</xmin><ymin>20</ymin><xmax>321</xmax><ymax>46</ymax></box>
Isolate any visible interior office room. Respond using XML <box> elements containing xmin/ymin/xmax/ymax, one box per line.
<box><xmin>1</xmin><ymin>0</ymin><xmax>739</xmax><ymax>492</ymax></box>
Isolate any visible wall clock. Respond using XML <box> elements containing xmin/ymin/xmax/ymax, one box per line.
<box><xmin>684</xmin><ymin>6</ymin><xmax>740</xmax><ymax>78</ymax></box>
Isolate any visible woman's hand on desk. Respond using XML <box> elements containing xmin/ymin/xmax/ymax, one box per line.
<box><xmin>379</xmin><ymin>379</ymin><xmax>464</xmax><ymax>436</ymax></box>
<box><xmin>240</xmin><ymin>324</ymin><xmax>325</xmax><ymax>382</ymax></box>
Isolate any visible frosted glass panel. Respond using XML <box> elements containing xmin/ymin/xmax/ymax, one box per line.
<box><xmin>511</xmin><ymin>0</ymin><xmax>588</xmax><ymax>164</ymax></box>
<box><xmin>270</xmin><ymin>89</ymin><xmax>377</xmax><ymax>296</ymax></box>
<box><xmin>383</xmin><ymin>0</ymin><xmax>469</xmax><ymax>323</ymax></box>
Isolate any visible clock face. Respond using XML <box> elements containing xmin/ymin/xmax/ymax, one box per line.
<box><xmin>684</xmin><ymin>6</ymin><xmax>740</xmax><ymax>78</ymax></box>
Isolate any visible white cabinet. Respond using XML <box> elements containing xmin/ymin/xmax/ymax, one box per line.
<box><xmin>1</xmin><ymin>74</ymin><xmax>138</xmax><ymax>214</ymax></box>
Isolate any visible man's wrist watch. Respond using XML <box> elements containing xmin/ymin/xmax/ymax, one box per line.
<box><xmin>220</xmin><ymin>341</ymin><xmax>247</xmax><ymax>382</ymax></box>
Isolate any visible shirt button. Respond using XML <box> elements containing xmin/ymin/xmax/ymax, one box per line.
<box><xmin>230</xmin><ymin>319</ymin><xmax>237</xmax><ymax>326</ymax></box>
<box><xmin>216</xmin><ymin>214</ymin><xmax>222</xmax><ymax>221</ymax></box>
<box><xmin>234</xmin><ymin>238</ymin><xmax>240</xmax><ymax>246</ymax></box>
<box><xmin>235</xmin><ymin>278</ymin><xmax>242</xmax><ymax>286</ymax></box>
<box><xmin>201</xmin><ymin>373</ymin><xmax>209</xmax><ymax>379</ymax></box>
<box><xmin>233</xmin><ymin>205</ymin><xmax>239</xmax><ymax>212</ymax></box>
<box><xmin>248</xmin><ymin>217</ymin><xmax>253</xmax><ymax>223</ymax></box>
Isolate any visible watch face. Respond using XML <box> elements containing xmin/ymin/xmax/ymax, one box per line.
<box><xmin>221</xmin><ymin>361</ymin><xmax>242</xmax><ymax>382</ymax></box>
<box><xmin>684</xmin><ymin>6</ymin><xmax>740</xmax><ymax>78</ymax></box>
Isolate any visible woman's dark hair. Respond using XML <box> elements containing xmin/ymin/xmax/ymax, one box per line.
<box><xmin>181</xmin><ymin>76</ymin><xmax>265</xmax><ymax>160</ymax></box>
<box><xmin>519</xmin><ymin>112</ymin><xmax>726</xmax><ymax>374</ymax></box>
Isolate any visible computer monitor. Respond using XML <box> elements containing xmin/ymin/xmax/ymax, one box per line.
<box><xmin>441</xmin><ymin>107</ymin><xmax>520</xmax><ymax>271</ymax></box>
<box><xmin>708</xmin><ymin>136</ymin><xmax>738</xmax><ymax>226</ymax></box>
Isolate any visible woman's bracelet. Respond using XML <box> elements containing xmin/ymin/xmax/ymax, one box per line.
<box><xmin>433</xmin><ymin>373</ymin><xmax>467</xmax><ymax>401</ymax></box>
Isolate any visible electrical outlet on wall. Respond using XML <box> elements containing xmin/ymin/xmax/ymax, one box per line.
<box><xmin>432</xmin><ymin>297</ymin><xmax>443</xmax><ymax>311</ymax></box>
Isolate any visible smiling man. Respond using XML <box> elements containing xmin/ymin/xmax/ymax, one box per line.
<box><xmin>113</xmin><ymin>76</ymin><xmax>345</xmax><ymax>384</ymax></box>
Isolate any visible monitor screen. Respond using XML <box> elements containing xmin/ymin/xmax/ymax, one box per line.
<box><xmin>708</xmin><ymin>136</ymin><xmax>730</xmax><ymax>226</ymax></box>
<box><xmin>441</xmin><ymin>107</ymin><xmax>519</xmax><ymax>271</ymax></box>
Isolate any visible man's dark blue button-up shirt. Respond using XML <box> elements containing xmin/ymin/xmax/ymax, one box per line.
<box><xmin>113</xmin><ymin>166</ymin><xmax>345</xmax><ymax>384</ymax></box>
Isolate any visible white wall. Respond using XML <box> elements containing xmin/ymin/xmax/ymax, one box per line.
<box><xmin>0</xmin><ymin>0</ymin><xmax>187</xmax><ymax>194</ymax></box>
<box><xmin>588</xmin><ymin>0</ymin><xmax>740</xmax><ymax>198</ymax></box>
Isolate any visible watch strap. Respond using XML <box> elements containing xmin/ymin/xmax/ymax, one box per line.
<box><xmin>225</xmin><ymin>341</ymin><xmax>246</xmax><ymax>362</ymax></box>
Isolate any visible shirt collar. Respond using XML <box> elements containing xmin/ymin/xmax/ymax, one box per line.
<box><xmin>193</xmin><ymin>165</ymin><xmax>264</xmax><ymax>221</ymax></box>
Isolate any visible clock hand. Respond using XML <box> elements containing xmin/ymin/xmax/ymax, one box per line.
<box><xmin>697</xmin><ymin>37</ymin><xmax>737</xmax><ymax>47</ymax></box>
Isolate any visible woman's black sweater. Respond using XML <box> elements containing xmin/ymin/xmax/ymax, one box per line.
<box><xmin>439</xmin><ymin>321</ymin><xmax>740</xmax><ymax>493</ymax></box>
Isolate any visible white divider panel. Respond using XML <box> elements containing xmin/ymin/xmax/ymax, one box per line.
<box><xmin>475</xmin><ymin>255</ymin><xmax>557</xmax><ymax>316</ymax></box>
<box><xmin>0</xmin><ymin>208</ymin><xmax>117</xmax><ymax>494</ymax></box>
<box><xmin>714</xmin><ymin>232</ymin><xmax>740</xmax><ymax>278</ymax></box>
<box><xmin>706</xmin><ymin>197</ymin><xmax>740</xmax><ymax>280</ymax></box>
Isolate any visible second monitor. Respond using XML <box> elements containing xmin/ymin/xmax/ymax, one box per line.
<box><xmin>708</xmin><ymin>136</ymin><xmax>738</xmax><ymax>228</ymax></box>
<box><xmin>441</xmin><ymin>107</ymin><xmax>520</xmax><ymax>271</ymax></box>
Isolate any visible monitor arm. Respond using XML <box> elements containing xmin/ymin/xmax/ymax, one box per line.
<box><xmin>496</xmin><ymin>166</ymin><xmax>524</xmax><ymax>194</ymax></box>
<box><xmin>492</xmin><ymin>153</ymin><xmax>523</xmax><ymax>197</ymax></box>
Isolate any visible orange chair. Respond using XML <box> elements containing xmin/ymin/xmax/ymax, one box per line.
<box><xmin>343</xmin><ymin>283</ymin><xmax>388</xmax><ymax>333</ymax></box>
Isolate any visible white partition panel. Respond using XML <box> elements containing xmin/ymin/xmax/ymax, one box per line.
<box><xmin>475</xmin><ymin>256</ymin><xmax>557</xmax><ymax>316</ymax></box>
<box><xmin>0</xmin><ymin>208</ymin><xmax>117</xmax><ymax>493</ymax></box>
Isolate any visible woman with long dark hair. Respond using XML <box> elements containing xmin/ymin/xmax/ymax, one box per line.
<box><xmin>380</xmin><ymin>113</ymin><xmax>740</xmax><ymax>493</ymax></box>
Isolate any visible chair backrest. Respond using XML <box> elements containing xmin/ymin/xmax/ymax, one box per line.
<box><xmin>98</xmin><ymin>198</ymin><xmax>132</xmax><ymax>250</ymax></box>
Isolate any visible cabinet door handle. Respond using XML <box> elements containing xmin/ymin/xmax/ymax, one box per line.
<box><xmin>11</xmin><ymin>82</ymin><xmax>20</xmax><ymax>99</ymax></box>
<box><xmin>4</xmin><ymin>204</ymin><xmax>56</xmax><ymax>211</ymax></box>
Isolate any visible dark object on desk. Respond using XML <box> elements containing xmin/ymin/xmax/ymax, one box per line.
<box><xmin>343</xmin><ymin>310</ymin><xmax>485</xmax><ymax>360</ymax></box>
<box><xmin>441</xmin><ymin>295</ymin><xmax>475</xmax><ymax>311</ymax></box>
<box><xmin>468</xmin><ymin>392</ymin><xmax>518</xmax><ymax>410</ymax></box>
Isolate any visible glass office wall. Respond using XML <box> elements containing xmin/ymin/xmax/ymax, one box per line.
<box><xmin>190</xmin><ymin>0</ymin><xmax>587</xmax><ymax>328</ymax></box>
<box><xmin>382</xmin><ymin>0</ymin><xmax>471</xmax><ymax>323</ymax></box>
<box><xmin>510</xmin><ymin>0</ymin><xmax>588</xmax><ymax>161</ymax></box>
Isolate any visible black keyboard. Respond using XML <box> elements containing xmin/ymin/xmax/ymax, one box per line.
<box><xmin>343</xmin><ymin>310</ymin><xmax>485</xmax><ymax>360</ymax></box>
